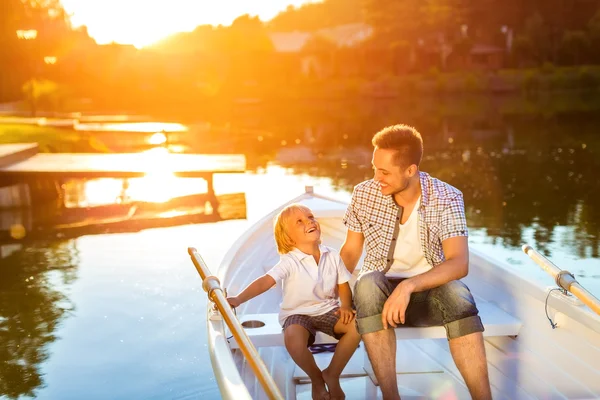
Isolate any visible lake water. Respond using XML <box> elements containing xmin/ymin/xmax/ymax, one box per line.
<box><xmin>1</xmin><ymin>98</ymin><xmax>599</xmax><ymax>399</ymax></box>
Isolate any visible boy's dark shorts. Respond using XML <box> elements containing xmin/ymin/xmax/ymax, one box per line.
<box><xmin>282</xmin><ymin>307</ymin><xmax>343</xmax><ymax>346</ymax></box>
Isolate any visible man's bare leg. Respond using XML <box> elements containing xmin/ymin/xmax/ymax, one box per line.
<box><xmin>449</xmin><ymin>332</ymin><xmax>492</xmax><ymax>400</ymax></box>
<box><xmin>362</xmin><ymin>328</ymin><xmax>400</xmax><ymax>400</ymax></box>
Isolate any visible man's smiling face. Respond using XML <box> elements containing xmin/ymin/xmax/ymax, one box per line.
<box><xmin>372</xmin><ymin>147</ymin><xmax>411</xmax><ymax>196</ymax></box>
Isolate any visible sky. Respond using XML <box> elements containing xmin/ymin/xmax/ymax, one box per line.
<box><xmin>61</xmin><ymin>0</ymin><xmax>316</xmax><ymax>48</ymax></box>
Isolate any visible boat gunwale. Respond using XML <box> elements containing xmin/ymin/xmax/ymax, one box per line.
<box><xmin>206</xmin><ymin>307</ymin><xmax>253</xmax><ymax>400</ymax></box>
<box><xmin>469</xmin><ymin>248</ymin><xmax>600</xmax><ymax>332</ymax></box>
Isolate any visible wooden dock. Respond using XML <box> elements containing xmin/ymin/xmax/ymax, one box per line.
<box><xmin>0</xmin><ymin>143</ymin><xmax>245</xmax><ymax>178</ymax></box>
<box><xmin>0</xmin><ymin>143</ymin><xmax>40</xmax><ymax>168</ymax></box>
<box><xmin>0</xmin><ymin>143</ymin><xmax>247</xmax><ymax>242</ymax></box>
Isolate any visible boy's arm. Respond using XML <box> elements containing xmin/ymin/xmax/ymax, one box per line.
<box><xmin>338</xmin><ymin>282</ymin><xmax>353</xmax><ymax>309</ymax></box>
<box><xmin>337</xmin><ymin>282</ymin><xmax>355</xmax><ymax>324</ymax></box>
<box><xmin>228</xmin><ymin>275</ymin><xmax>276</xmax><ymax>307</ymax></box>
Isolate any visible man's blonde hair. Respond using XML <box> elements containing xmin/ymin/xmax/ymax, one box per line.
<box><xmin>273</xmin><ymin>203</ymin><xmax>314</xmax><ymax>254</ymax></box>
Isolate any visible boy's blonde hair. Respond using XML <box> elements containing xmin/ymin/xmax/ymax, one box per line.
<box><xmin>273</xmin><ymin>203</ymin><xmax>315</xmax><ymax>254</ymax></box>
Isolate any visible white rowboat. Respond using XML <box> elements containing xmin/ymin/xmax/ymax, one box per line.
<box><xmin>190</xmin><ymin>187</ymin><xmax>600</xmax><ymax>399</ymax></box>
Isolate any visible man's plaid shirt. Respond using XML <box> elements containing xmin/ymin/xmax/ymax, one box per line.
<box><xmin>343</xmin><ymin>171</ymin><xmax>468</xmax><ymax>276</ymax></box>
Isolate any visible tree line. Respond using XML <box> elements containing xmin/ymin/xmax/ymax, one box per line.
<box><xmin>1</xmin><ymin>0</ymin><xmax>600</xmax><ymax>112</ymax></box>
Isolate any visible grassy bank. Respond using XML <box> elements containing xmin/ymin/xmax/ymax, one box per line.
<box><xmin>0</xmin><ymin>123</ymin><xmax>99</xmax><ymax>153</ymax></box>
<box><xmin>282</xmin><ymin>65</ymin><xmax>600</xmax><ymax>100</ymax></box>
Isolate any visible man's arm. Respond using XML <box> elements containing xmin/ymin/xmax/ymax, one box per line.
<box><xmin>340</xmin><ymin>230</ymin><xmax>365</xmax><ymax>273</ymax></box>
<box><xmin>406</xmin><ymin>191</ymin><xmax>470</xmax><ymax>292</ymax></box>
<box><xmin>402</xmin><ymin>235</ymin><xmax>469</xmax><ymax>293</ymax></box>
<box><xmin>382</xmin><ymin>236</ymin><xmax>468</xmax><ymax>328</ymax></box>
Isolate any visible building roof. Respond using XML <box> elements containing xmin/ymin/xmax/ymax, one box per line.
<box><xmin>269</xmin><ymin>32</ymin><xmax>312</xmax><ymax>53</ymax></box>
<box><xmin>269</xmin><ymin>23</ymin><xmax>373</xmax><ymax>53</ymax></box>
<box><xmin>470</xmin><ymin>44</ymin><xmax>505</xmax><ymax>55</ymax></box>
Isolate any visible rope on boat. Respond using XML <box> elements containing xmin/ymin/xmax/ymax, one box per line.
<box><xmin>544</xmin><ymin>288</ymin><xmax>562</xmax><ymax>329</ymax></box>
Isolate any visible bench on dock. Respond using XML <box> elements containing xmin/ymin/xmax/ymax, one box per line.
<box><xmin>233</xmin><ymin>302</ymin><xmax>522</xmax><ymax>349</ymax></box>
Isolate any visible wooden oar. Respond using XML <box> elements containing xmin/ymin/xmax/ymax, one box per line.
<box><xmin>188</xmin><ymin>247</ymin><xmax>284</xmax><ymax>400</ymax></box>
<box><xmin>522</xmin><ymin>244</ymin><xmax>600</xmax><ymax>316</ymax></box>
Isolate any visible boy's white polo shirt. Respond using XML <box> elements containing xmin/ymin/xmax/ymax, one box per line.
<box><xmin>267</xmin><ymin>245</ymin><xmax>352</xmax><ymax>326</ymax></box>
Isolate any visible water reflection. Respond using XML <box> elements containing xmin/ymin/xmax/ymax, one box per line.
<box><xmin>63</xmin><ymin>175</ymin><xmax>208</xmax><ymax>207</ymax></box>
<box><xmin>255</xmin><ymin>104</ymin><xmax>600</xmax><ymax>262</ymax></box>
<box><xmin>0</xmin><ymin>241</ymin><xmax>78</xmax><ymax>398</ymax></box>
<box><xmin>284</xmin><ymin>144</ymin><xmax>599</xmax><ymax>261</ymax></box>
<box><xmin>2</xmin><ymin>96</ymin><xmax>599</xmax><ymax>398</ymax></box>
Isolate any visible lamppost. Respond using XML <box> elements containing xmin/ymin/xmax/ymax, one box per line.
<box><xmin>16</xmin><ymin>30</ymin><xmax>39</xmax><ymax>115</ymax></box>
<box><xmin>501</xmin><ymin>25</ymin><xmax>513</xmax><ymax>54</ymax></box>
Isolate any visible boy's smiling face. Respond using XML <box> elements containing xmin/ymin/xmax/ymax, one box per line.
<box><xmin>285</xmin><ymin>208</ymin><xmax>320</xmax><ymax>247</ymax></box>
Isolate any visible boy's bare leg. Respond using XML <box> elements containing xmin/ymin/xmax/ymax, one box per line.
<box><xmin>323</xmin><ymin>320</ymin><xmax>361</xmax><ymax>400</ymax></box>
<box><xmin>284</xmin><ymin>324</ymin><xmax>330</xmax><ymax>400</ymax></box>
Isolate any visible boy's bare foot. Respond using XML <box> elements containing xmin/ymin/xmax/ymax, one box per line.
<box><xmin>323</xmin><ymin>367</ymin><xmax>345</xmax><ymax>400</ymax></box>
<box><xmin>312</xmin><ymin>377</ymin><xmax>330</xmax><ymax>400</ymax></box>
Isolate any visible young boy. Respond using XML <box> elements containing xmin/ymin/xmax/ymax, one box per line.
<box><xmin>227</xmin><ymin>203</ymin><xmax>361</xmax><ymax>400</ymax></box>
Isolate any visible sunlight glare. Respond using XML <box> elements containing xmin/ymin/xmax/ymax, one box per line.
<box><xmin>85</xmin><ymin>178</ymin><xmax>125</xmax><ymax>205</ymax></box>
<box><xmin>61</xmin><ymin>0</ymin><xmax>316</xmax><ymax>48</ymax></box>
<box><xmin>148</xmin><ymin>132</ymin><xmax>167</xmax><ymax>145</ymax></box>
<box><xmin>127</xmin><ymin>172</ymin><xmax>179</xmax><ymax>203</ymax></box>
<box><xmin>16</xmin><ymin>30</ymin><xmax>38</xmax><ymax>40</ymax></box>
<box><xmin>157</xmin><ymin>210</ymin><xmax>188</xmax><ymax>218</ymax></box>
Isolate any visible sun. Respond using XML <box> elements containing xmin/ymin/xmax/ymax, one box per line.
<box><xmin>61</xmin><ymin>0</ymin><xmax>317</xmax><ymax>48</ymax></box>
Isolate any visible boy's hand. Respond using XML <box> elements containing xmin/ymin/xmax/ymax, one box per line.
<box><xmin>227</xmin><ymin>296</ymin><xmax>241</xmax><ymax>308</ymax></box>
<box><xmin>337</xmin><ymin>306</ymin><xmax>356</xmax><ymax>324</ymax></box>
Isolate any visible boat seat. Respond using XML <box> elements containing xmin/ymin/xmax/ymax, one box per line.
<box><xmin>229</xmin><ymin>302</ymin><xmax>522</xmax><ymax>349</ymax></box>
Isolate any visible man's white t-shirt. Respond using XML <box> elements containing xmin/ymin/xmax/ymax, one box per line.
<box><xmin>387</xmin><ymin>197</ymin><xmax>433</xmax><ymax>278</ymax></box>
<box><xmin>267</xmin><ymin>245</ymin><xmax>352</xmax><ymax>326</ymax></box>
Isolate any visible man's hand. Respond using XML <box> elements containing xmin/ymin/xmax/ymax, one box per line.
<box><xmin>381</xmin><ymin>280</ymin><xmax>415</xmax><ymax>329</ymax></box>
<box><xmin>336</xmin><ymin>306</ymin><xmax>356</xmax><ymax>324</ymax></box>
<box><xmin>227</xmin><ymin>296</ymin><xmax>241</xmax><ymax>308</ymax></box>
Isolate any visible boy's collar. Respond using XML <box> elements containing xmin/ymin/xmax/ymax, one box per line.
<box><xmin>290</xmin><ymin>244</ymin><xmax>328</xmax><ymax>260</ymax></box>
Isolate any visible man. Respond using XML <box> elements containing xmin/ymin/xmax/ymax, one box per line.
<box><xmin>340</xmin><ymin>124</ymin><xmax>491</xmax><ymax>400</ymax></box>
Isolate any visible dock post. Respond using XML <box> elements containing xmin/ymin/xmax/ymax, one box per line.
<box><xmin>204</xmin><ymin>173</ymin><xmax>220</xmax><ymax>218</ymax></box>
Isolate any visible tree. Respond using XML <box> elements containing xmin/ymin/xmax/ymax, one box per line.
<box><xmin>363</xmin><ymin>0</ymin><xmax>422</xmax><ymax>42</ymax></box>
<box><xmin>559</xmin><ymin>31</ymin><xmax>590</xmax><ymax>65</ymax></box>
<box><xmin>22</xmin><ymin>79</ymin><xmax>60</xmax><ymax>116</ymax></box>
<box><xmin>512</xmin><ymin>35</ymin><xmax>534</xmax><ymax>66</ymax></box>
<box><xmin>524</xmin><ymin>12</ymin><xmax>549</xmax><ymax>63</ymax></box>
<box><xmin>0</xmin><ymin>0</ymin><xmax>73</xmax><ymax>101</ymax></box>
<box><xmin>589</xmin><ymin>8</ymin><xmax>600</xmax><ymax>62</ymax></box>
<box><xmin>268</xmin><ymin>0</ymin><xmax>365</xmax><ymax>32</ymax></box>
